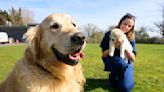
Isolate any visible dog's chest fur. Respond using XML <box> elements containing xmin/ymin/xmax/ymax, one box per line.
<box><xmin>0</xmin><ymin>58</ymin><xmax>84</xmax><ymax>92</ymax></box>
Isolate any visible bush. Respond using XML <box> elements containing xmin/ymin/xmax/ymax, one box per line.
<box><xmin>136</xmin><ymin>37</ymin><xmax>164</xmax><ymax>44</ymax></box>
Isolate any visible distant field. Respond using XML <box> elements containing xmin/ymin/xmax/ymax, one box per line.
<box><xmin>0</xmin><ymin>43</ymin><xmax>163</xmax><ymax>92</ymax></box>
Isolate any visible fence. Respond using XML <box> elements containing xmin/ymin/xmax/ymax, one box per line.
<box><xmin>0</xmin><ymin>26</ymin><xmax>27</xmax><ymax>42</ymax></box>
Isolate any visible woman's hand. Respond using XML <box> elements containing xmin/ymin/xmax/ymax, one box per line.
<box><xmin>102</xmin><ymin>49</ymin><xmax>109</xmax><ymax>57</ymax></box>
<box><xmin>125</xmin><ymin>49</ymin><xmax>135</xmax><ymax>61</ymax></box>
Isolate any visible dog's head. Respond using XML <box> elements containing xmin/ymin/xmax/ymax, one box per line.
<box><xmin>24</xmin><ymin>14</ymin><xmax>86</xmax><ymax>66</ymax></box>
<box><xmin>110</xmin><ymin>28</ymin><xmax>124</xmax><ymax>43</ymax></box>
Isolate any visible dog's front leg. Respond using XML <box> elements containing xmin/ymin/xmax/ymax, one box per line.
<box><xmin>120</xmin><ymin>42</ymin><xmax>129</xmax><ymax>63</ymax></box>
<box><xmin>120</xmin><ymin>42</ymin><xmax>125</xmax><ymax>59</ymax></box>
<box><xmin>109</xmin><ymin>40</ymin><xmax>115</xmax><ymax>57</ymax></box>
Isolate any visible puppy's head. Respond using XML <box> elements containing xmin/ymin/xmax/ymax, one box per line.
<box><xmin>24</xmin><ymin>14</ymin><xmax>86</xmax><ymax>66</ymax></box>
<box><xmin>110</xmin><ymin>28</ymin><xmax>124</xmax><ymax>43</ymax></box>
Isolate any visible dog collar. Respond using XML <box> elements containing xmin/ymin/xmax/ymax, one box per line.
<box><xmin>35</xmin><ymin>62</ymin><xmax>51</xmax><ymax>74</ymax></box>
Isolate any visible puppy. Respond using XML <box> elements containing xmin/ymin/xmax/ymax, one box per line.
<box><xmin>0</xmin><ymin>13</ymin><xmax>86</xmax><ymax>92</ymax></box>
<box><xmin>109</xmin><ymin>28</ymin><xmax>132</xmax><ymax>63</ymax></box>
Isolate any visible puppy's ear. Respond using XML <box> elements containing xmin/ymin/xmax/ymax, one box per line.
<box><xmin>117</xmin><ymin>36</ymin><xmax>124</xmax><ymax>43</ymax></box>
<box><xmin>23</xmin><ymin>26</ymin><xmax>42</xmax><ymax>59</ymax></box>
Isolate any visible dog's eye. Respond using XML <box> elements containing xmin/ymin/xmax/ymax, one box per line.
<box><xmin>72</xmin><ymin>23</ymin><xmax>76</xmax><ymax>27</ymax></box>
<box><xmin>50</xmin><ymin>23</ymin><xmax>59</xmax><ymax>29</ymax></box>
<box><xmin>112</xmin><ymin>39</ymin><xmax>115</xmax><ymax>41</ymax></box>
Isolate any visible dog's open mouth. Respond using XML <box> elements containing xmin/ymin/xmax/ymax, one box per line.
<box><xmin>52</xmin><ymin>46</ymin><xmax>84</xmax><ymax>66</ymax></box>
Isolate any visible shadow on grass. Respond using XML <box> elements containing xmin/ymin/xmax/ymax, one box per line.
<box><xmin>84</xmin><ymin>78</ymin><xmax>115</xmax><ymax>92</ymax></box>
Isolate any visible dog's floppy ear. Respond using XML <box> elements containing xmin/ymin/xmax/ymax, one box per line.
<box><xmin>23</xmin><ymin>25</ymin><xmax>42</xmax><ymax>59</ymax></box>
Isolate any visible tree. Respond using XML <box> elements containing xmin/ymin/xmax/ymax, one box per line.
<box><xmin>0</xmin><ymin>10</ymin><xmax>10</xmax><ymax>25</ymax></box>
<box><xmin>9</xmin><ymin>7</ymin><xmax>24</xmax><ymax>26</ymax></box>
<box><xmin>89</xmin><ymin>31</ymin><xmax>104</xmax><ymax>43</ymax></box>
<box><xmin>107</xmin><ymin>25</ymin><xmax>116</xmax><ymax>32</ymax></box>
<box><xmin>0</xmin><ymin>7</ymin><xmax>34</xmax><ymax>26</ymax></box>
<box><xmin>21</xmin><ymin>8</ymin><xmax>34</xmax><ymax>25</ymax></box>
<box><xmin>135</xmin><ymin>27</ymin><xmax>149</xmax><ymax>43</ymax></box>
<box><xmin>79</xmin><ymin>23</ymin><xmax>103</xmax><ymax>43</ymax></box>
<box><xmin>136</xmin><ymin>27</ymin><xmax>149</xmax><ymax>38</ymax></box>
<box><xmin>80</xmin><ymin>24</ymin><xmax>99</xmax><ymax>37</ymax></box>
<box><xmin>155</xmin><ymin>4</ymin><xmax>164</xmax><ymax>37</ymax></box>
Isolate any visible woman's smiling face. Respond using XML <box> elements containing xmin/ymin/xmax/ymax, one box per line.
<box><xmin>120</xmin><ymin>18</ymin><xmax>134</xmax><ymax>33</ymax></box>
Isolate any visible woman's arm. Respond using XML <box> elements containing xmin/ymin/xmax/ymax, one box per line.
<box><xmin>103</xmin><ymin>48</ymin><xmax>136</xmax><ymax>61</ymax></box>
<box><xmin>100</xmin><ymin>31</ymin><xmax>111</xmax><ymax>57</ymax></box>
<box><xmin>126</xmin><ymin>39</ymin><xmax>137</xmax><ymax>62</ymax></box>
<box><xmin>125</xmin><ymin>49</ymin><xmax>135</xmax><ymax>61</ymax></box>
<box><xmin>102</xmin><ymin>42</ymin><xmax>136</xmax><ymax>61</ymax></box>
<box><xmin>102</xmin><ymin>49</ymin><xmax>109</xmax><ymax>57</ymax></box>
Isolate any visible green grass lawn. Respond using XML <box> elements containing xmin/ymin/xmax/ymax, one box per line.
<box><xmin>0</xmin><ymin>43</ymin><xmax>164</xmax><ymax>92</ymax></box>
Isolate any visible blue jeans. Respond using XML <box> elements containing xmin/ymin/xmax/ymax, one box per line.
<box><xmin>102</xmin><ymin>56</ymin><xmax>128</xmax><ymax>72</ymax></box>
<box><xmin>102</xmin><ymin>56</ymin><xmax>134</xmax><ymax>92</ymax></box>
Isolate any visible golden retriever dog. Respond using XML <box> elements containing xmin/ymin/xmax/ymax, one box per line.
<box><xmin>0</xmin><ymin>13</ymin><xmax>86</xmax><ymax>92</ymax></box>
<box><xmin>109</xmin><ymin>28</ymin><xmax>132</xmax><ymax>63</ymax></box>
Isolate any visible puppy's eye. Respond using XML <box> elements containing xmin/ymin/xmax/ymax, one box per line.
<box><xmin>50</xmin><ymin>23</ymin><xmax>59</xmax><ymax>29</ymax></box>
<box><xmin>72</xmin><ymin>23</ymin><xmax>76</xmax><ymax>27</ymax></box>
<box><xmin>112</xmin><ymin>39</ymin><xmax>115</xmax><ymax>41</ymax></box>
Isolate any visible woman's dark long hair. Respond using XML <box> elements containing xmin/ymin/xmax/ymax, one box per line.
<box><xmin>116</xmin><ymin>13</ymin><xmax>136</xmax><ymax>41</ymax></box>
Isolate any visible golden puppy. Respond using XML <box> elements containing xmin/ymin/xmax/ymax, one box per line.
<box><xmin>109</xmin><ymin>28</ymin><xmax>132</xmax><ymax>63</ymax></box>
<box><xmin>0</xmin><ymin>14</ymin><xmax>86</xmax><ymax>92</ymax></box>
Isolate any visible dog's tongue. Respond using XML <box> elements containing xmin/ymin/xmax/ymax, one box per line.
<box><xmin>69</xmin><ymin>51</ymin><xmax>84</xmax><ymax>61</ymax></box>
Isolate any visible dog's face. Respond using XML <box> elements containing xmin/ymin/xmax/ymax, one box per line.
<box><xmin>24</xmin><ymin>14</ymin><xmax>86</xmax><ymax>66</ymax></box>
<box><xmin>110</xmin><ymin>28</ymin><xmax>124</xmax><ymax>43</ymax></box>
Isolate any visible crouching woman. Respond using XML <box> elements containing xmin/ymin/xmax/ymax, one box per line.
<box><xmin>100</xmin><ymin>13</ymin><xmax>137</xmax><ymax>92</ymax></box>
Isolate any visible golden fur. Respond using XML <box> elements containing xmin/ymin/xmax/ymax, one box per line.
<box><xmin>109</xmin><ymin>28</ymin><xmax>132</xmax><ymax>63</ymax></box>
<box><xmin>0</xmin><ymin>14</ymin><xmax>86</xmax><ymax>92</ymax></box>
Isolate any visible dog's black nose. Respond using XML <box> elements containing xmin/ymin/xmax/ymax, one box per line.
<box><xmin>71</xmin><ymin>32</ymin><xmax>86</xmax><ymax>45</ymax></box>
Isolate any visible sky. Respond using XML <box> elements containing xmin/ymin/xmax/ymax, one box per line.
<box><xmin>0</xmin><ymin>0</ymin><xmax>164</xmax><ymax>37</ymax></box>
